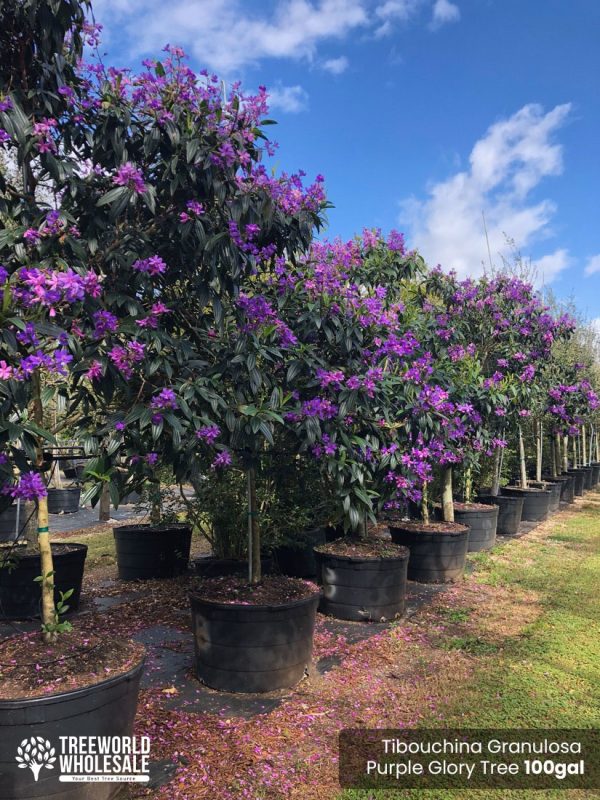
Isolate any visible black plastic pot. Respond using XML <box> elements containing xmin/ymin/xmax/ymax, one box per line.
<box><xmin>542</xmin><ymin>474</ymin><xmax>575</xmax><ymax>504</ymax></box>
<box><xmin>591</xmin><ymin>463</ymin><xmax>600</xmax><ymax>487</ymax></box>
<box><xmin>273</xmin><ymin>527</ymin><xmax>327</xmax><ymax>579</ymax></box>
<box><xmin>315</xmin><ymin>546</ymin><xmax>410</xmax><ymax>622</ymax></box>
<box><xmin>193</xmin><ymin>555</ymin><xmax>272</xmax><ymax>579</ymax></box>
<box><xmin>114</xmin><ymin>524</ymin><xmax>191</xmax><ymax>580</ymax></box>
<box><xmin>0</xmin><ymin>656</ymin><xmax>144</xmax><ymax>800</ymax></box>
<box><xmin>47</xmin><ymin>488</ymin><xmax>81</xmax><ymax>515</ymax></box>
<box><xmin>567</xmin><ymin>469</ymin><xmax>586</xmax><ymax>496</ymax></box>
<box><xmin>0</xmin><ymin>544</ymin><xmax>87</xmax><ymax>620</ymax></box>
<box><xmin>529</xmin><ymin>481</ymin><xmax>561</xmax><ymax>513</ymax></box>
<box><xmin>189</xmin><ymin>589</ymin><xmax>320</xmax><ymax>693</ymax></box>
<box><xmin>0</xmin><ymin>504</ymin><xmax>22</xmax><ymax>543</ymax></box>
<box><xmin>581</xmin><ymin>466</ymin><xmax>594</xmax><ymax>490</ymax></box>
<box><xmin>500</xmin><ymin>487</ymin><xmax>551</xmax><ymax>521</ymax></box>
<box><xmin>388</xmin><ymin>522</ymin><xmax>469</xmax><ymax>583</ymax></box>
<box><xmin>453</xmin><ymin>504</ymin><xmax>498</xmax><ymax>552</ymax></box>
<box><xmin>477</xmin><ymin>494</ymin><xmax>524</xmax><ymax>536</ymax></box>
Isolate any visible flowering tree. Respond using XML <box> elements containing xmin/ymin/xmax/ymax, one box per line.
<box><xmin>0</xmin><ymin>0</ymin><xmax>100</xmax><ymax>639</ymax></box>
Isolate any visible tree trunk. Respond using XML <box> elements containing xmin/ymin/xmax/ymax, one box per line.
<box><xmin>23</xmin><ymin>500</ymin><xmax>38</xmax><ymax>547</ymax></box>
<box><xmin>563</xmin><ymin>435</ymin><xmax>569</xmax><ymax>472</ymax></box>
<box><xmin>464</xmin><ymin>466</ymin><xmax>473</xmax><ymax>504</ymax></box>
<box><xmin>247</xmin><ymin>467</ymin><xmax>261</xmax><ymax>584</ymax></box>
<box><xmin>37</xmin><ymin>495</ymin><xmax>57</xmax><ymax>643</ymax></box>
<box><xmin>535</xmin><ymin>421</ymin><xmax>543</xmax><ymax>482</ymax></box>
<box><xmin>518</xmin><ymin>426</ymin><xmax>528</xmax><ymax>488</ymax></box>
<box><xmin>581</xmin><ymin>425</ymin><xmax>587</xmax><ymax>466</ymax></box>
<box><xmin>552</xmin><ymin>433</ymin><xmax>560</xmax><ymax>478</ymax></box>
<box><xmin>597</xmin><ymin>427</ymin><xmax>600</xmax><ymax>462</ymax></box>
<box><xmin>441</xmin><ymin>466</ymin><xmax>454</xmax><ymax>521</ymax></box>
<box><xmin>421</xmin><ymin>482</ymin><xmax>430</xmax><ymax>525</ymax></box>
<box><xmin>99</xmin><ymin>482</ymin><xmax>110</xmax><ymax>522</ymax></box>
<box><xmin>491</xmin><ymin>448</ymin><xmax>501</xmax><ymax>496</ymax></box>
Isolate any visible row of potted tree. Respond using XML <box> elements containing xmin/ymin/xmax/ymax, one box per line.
<box><xmin>1</xmin><ymin>3</ymin><xmax>599</xmax><ymax>798</ymax></box>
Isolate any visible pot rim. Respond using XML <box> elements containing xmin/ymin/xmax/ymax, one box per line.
<box><xmin>313</xmin><ymin>545</ymin><xmax>410</xmax><ymax>563</ymax></box>
<box><xmin>388</xmin><ymin>521</ymin><xmax>469</xmax><ymax>536</ymax></box>
<box><xmin>189</xmin><ymin>587</ymin><xmax>321</xmax><ymax>612</ymax></box>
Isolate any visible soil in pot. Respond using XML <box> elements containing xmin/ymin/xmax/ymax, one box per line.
<box><xmin>273</xmin><ymin>527</ymin><xmax>327</xmax><ymax>579</ymax></box>
<box><xmin>452</xmin><ymin>502</ymin><xmax>498</xmax><ymax>552</ymax></box>
<box><xmin>0</xmin><ymin>631</ymin><xmax>145</xmax><ymax>800</ymax></box>
<box><xmin>387</xmin><ymin>520</ymin><xmax>469</xmax><ymax>583</ymax></box>
<box><xmin>114</xmin><ymin>523</ymin><xmax>191</xmax><ymax>580</ymax></box>
<box><xmin>0</xmin><ymin>543</ymin><xmax>87</xmax><ymax>620</ymax></box>
<box><xmin>500</xmin><ymin>486</ymin><xmax>552</xmax><ymax>522</ymax></box>
<box><xmin>190</xmin><ymin>575</ymin><xmax>320</xmax><ymax>693</ymax></box>
<box><xmin>314</xmin><ymin>538</ymin><xmax>409</xmax><ymax>622</ymax></box>
<box><xmin>47</xmin><ymin>488</ymin><xmax>81</xmax><ymax>515</ymax></box>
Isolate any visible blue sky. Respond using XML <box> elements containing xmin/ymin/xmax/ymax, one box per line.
<box><xmin>92</xmin><ymin>0</ymin><xmax>600</xmax><ymax>324</ymax></box>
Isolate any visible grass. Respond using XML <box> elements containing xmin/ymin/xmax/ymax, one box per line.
<box><xmin>340</xmin><ymin>496</ymin><xmax>600</xmax><ymax>800</ymax></box>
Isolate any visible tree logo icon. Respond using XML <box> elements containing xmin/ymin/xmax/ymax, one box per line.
<box><xmin>15</xmin><ymin>736</ymin><xmax>56</xmax><ymax>782</ymax></box>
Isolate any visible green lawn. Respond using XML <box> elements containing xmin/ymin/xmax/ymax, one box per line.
<box><xmin>341</xmin><ymin>496</ymin><xmax>600</xmax><ymax>800</ymax></box>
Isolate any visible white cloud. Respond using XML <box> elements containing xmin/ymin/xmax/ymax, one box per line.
<box><xmin>400</xmin><ymin>103</ymin><xmax>572</xmax><ymax>284</ymax></box>
<box><xmin>94</xmin><ymin>0</ymin><xmax>369</xmax><ymax>74</ymax></box>
<box><xmin>322</xmin><ymin>55</ymin><xmax>349</xmax><ymax>74</ymax></box>
<box><xmin>93</xmin><ymin>0</ymin><xmax>460</xmax><ymax>73</ymax></box>
<box><xmin>584</xmin><ymin>254</ymin><xmax>600</xmax><ymax>276</ymax></box>
<box><xmin>266</xmin><ymin>84</ymin><xmax>309</xmax><ymax>113</ymax></box>
<box><xmin>533</xmin><ymin>248</ymin><xmax>571</xmax><ymax>284</ymax></box>
<box><xmin>430</xmin><ymin>0</ymin><xmax>460</xmax><ymax>30</ymax></box>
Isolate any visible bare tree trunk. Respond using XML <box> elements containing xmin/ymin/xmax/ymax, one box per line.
<box><xmin>518</xmin><ymin>426</ymin><xmax>528</xmax><ymax>488</ymax></box>
<box><xmin>552</xmin><ymin>433</ymin><xmax>560</xmax><ymax>478</ymax></box>
<box><xmin>421</xmin><ymin>483</ymin><xmax>430</xmax><ymax>525</ymax></box>
<box><xmin>247</xmin><ymin>467</ymin><xmax>261</xmax><ymax>584</ymax></box>
<box><xmin>491</xmin><ymin>448</ymin><xmax>501</xmax><ymax>496</ymax></box>
<box><xmin>441</xmin><ymin>467</ymin><xmax>454</xmax><ymax>522</ymax></box>
<box><xmin>535</xmin><ymin>421</ymin><xmax>543</xmax><ymax>482</ymax></box>
<box><xmin>37</xmin><ymin>495</ymin><xmax>57</xmax><ymax>643</ymax></box>
<box><xmin>597</xmin><ymin>427</ymin><xmax>600</xmax><ymax>462</ymax></box>
<box><xmin>23</xmin><ymin>500</ymin><xmax>38</xmax><ymax>547</ymax></box>
<box><xmin>582</xmin><ymin>425</ymin><xmax>587</xmax><ymax>466</ymax></box>
<box><xmin>99</xmin><ymin>482</ymin><xmax>110</xmax><ymax>522</ymax></box>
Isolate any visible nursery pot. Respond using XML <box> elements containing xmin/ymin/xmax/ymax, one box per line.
<box><xmin>47</xmin><ymin>488</ymin><xmax>81</xmax><ymax>515</ymax></box>
<box><xmin>477</xmin><ymin>494</ymin><xmax>524</xmax><ymax>536</ymax></box>
<box><xmin>314</xmin><ymin>545</ymin><xmax>410</xmax><ymax>622</ymax></box>
<box><xmin>500</xmin><ymin>487</ymin><xmax>551</xmax><ymax>522</ymax></box>
<box><xmin>591</xmin><ymin>462</ymin><xmax>600</xmax><ymax>487</ymax></box>
<box><xmin>0</xmin><ymin>655</ymin><xmax>144</xmax><ymax>800</ymax></box>
<box><xmin>453</xmin><ymin>503</ymin><xmax>498</xmax><ymax>552</ymax></box>
<box><xmin>114</xmin><ymin>524</ymin><xmax>191</xmax><ymax>580</ymax></box>
<box><xmin>388</xmin><ymin>521</ymin><xmax>470</xmax><ymax>583</ymax></box>
<box><xmin>529</xmin><ymin>481</ymin><xmax>561</xmax><ymax>513</ymax></box>
<box><xmin>542</xmin><ymin>474</ymin><xmax>575</xmax><ymax>504</ymax></box>
<box><xmin>273</xmin><ymin>527</ymin><xmax>327</xmax><ymax>579</ymax></box>
<box><xmin>0</xmin><ymin>543</ymin><xmax>87</xmax><ymax>620</ymax></box>
<box><xmin>0</xmin><ymin>503</ymin><xmax>23</xmax><ymax>544</ymax></box>
<box><xmin>189</xmin><ymin>587</ymin><xmax>320</xmax><ymax>693</ymax></box>
<box><xmin>567</xmin><ymin>469</ymin><xmax>586</xmax><ymax>496</ymax></box>
<box><xmin>581</xmin><ymin>466</ymin><xmax>594</xmax><ymax>490</ymax></box>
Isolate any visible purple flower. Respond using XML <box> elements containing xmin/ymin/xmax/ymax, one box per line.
<box><xmin>2</xmin><ymin>472</ymin><xmax>47</xmax><ymax>501</ymax></box>
<box><xmin>0</xmin><ymin>97</ymin><xmax>13</xmax><ymax>112</ymax></box>
<box><xmin>23</xmin><ymin>229</ymin><xmax>41</xmax><ymax>244</ymax></box>
<box><xmin>0</xmin><ymin>266</ymin><xmax>7</xmax><ymax>285</ymax></box>
<box><xmin>146</xmin><ymin>452</ymin><xmax>159</xmax><ymax>466</ymax></box>
<box><xmin>211</xmin><ymin>451</ymin><xmax>232</xmax><ymax>469</ymax></box>
<box><xmin>115</xmin><ymin>421</ymin><xmax>126</xmax><ymax>431</ymax></box>
<box><xmin>150</xmin><ymin>388</ymin><xmax>178</xmax><ymax>410</ymax></box>
<box><xmin>113</xmin><ymin>163</ymin><xmax>146</xmax><ymax>194</ymax></box>
<box><xmin>86</xmin><ymin>360</ymin><xmax>103</xmax><ymax>380</ymax></box>
<box><xmin>0</xmin><ymin>129</ymin><xmax>10</xmax><ymax>143</ymax></box>
<box><xmin>196</xmin><ymin>425</ymin><xmax>221</xmax><ymax>444</ymax></box>
<box><xmin>132</xmin><ymin>255</ymin><xmax>167</xmax><ymax>276</ymax></box>
<box><xmin>92</xmin><ymin>310</ymin><xmax>118</xmax><ymax>338</ymax></box>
